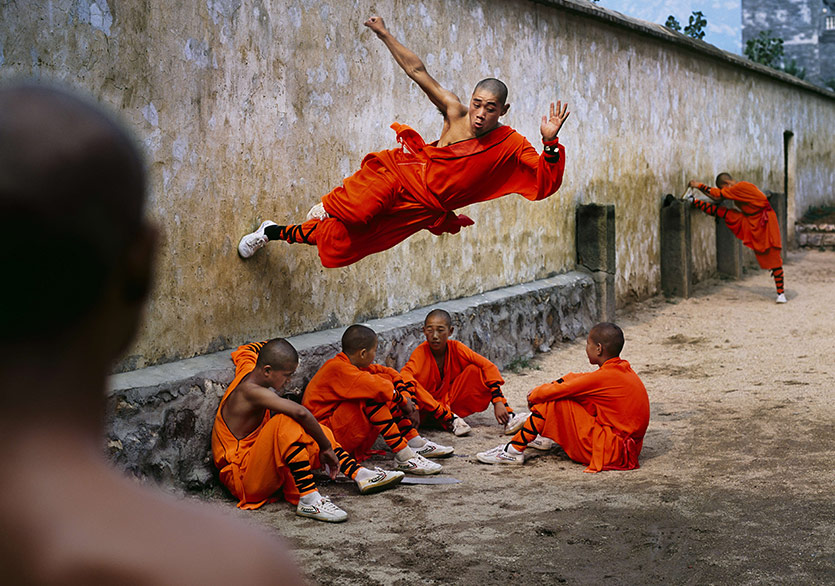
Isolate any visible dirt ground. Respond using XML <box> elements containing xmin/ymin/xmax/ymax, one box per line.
<box><xmin>206</xmin><ymin>249</ymin><xmax>834</xmax><ymax>585</ymax></box>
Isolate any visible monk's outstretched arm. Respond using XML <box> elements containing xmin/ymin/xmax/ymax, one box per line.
<box><xmin>688</xmin><ymin>180</ymin><xmax>721</xmax><ymax>200</ymax></box>
<box><xmin>243</xmin><ymin>386</ymin><xmax>340</xmax><ymax>478</ymax></box>
<box><xmin>364</xmin><ymin>16</ymin><xmax>465</xmax><ymax>118</ymax></box>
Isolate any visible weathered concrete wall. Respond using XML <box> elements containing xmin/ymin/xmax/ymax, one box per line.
<box><xmin>2</xmin><ymin>0</ymin><xmax>834</xmax><ymax>368</ymax></box>
<box><xmin>108</xmin><ymin>271</ymin><xmax>595</xmax><ymax>489</ymax></box>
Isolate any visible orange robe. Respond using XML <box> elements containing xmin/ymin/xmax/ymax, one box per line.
<box><xmin>311</xmin><ymin>123</ymin><xmax>566</xmax><ymax>267</ymax></box>
<box><xmin>401</xmin><ymin>340</ymin><xmax>504</xmax><ymax>418</ymax></box>
<box><xmin>211</xmin><ymin>342</ymin><xmax>336</xmax><ymax>509</ymax></box>
<box><xmin>527</xmin><ymin>357</ymin><xmax>650</xmax><ymax>473</ymax></box>
<box><xmin>302</xmin><ymin>353</ymin><xmax>400</xmax><ymax>461</ymax></box>
<box><xmin>708</xmin><ymin>181</ymin><xmax>782</xmax><ymax>269</ymax></box>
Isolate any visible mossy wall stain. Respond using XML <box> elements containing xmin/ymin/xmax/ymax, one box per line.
<box><xmin>1</xmin><ymin>0</ymin><xmax>832</xmax><ymax>368</ymax></box>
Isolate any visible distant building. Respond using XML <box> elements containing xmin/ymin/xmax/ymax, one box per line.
<box><xmin>742</xmin><ymin>0</ymin><xmax>835</xmax><ymax>88</ymax></box>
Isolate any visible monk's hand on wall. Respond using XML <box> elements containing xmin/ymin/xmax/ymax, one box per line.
<box><xmin>541</xmin><ymin>100</ymin><xmax>570</xmax><ymax>140</ymax></box>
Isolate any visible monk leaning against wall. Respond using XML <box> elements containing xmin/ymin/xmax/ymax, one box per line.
<box><xmin>237</xmin><ymin>15</ymin><xmax>569</xmax><ymax>267</ymax></box>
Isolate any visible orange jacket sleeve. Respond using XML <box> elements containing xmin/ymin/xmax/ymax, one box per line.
<box><xmin>451</xmin><ymin>341</ymin><xmax>504</xmax><ymax>386</ymax></box>
<box><xmin>514</xmin><ymin>136</ymin><xmax>566</xmax><ymax>202</ymax></box>
<box><xmin>528</xmin><ymin>371</ymin><xmax>598</xmax><ymax>404</ymax></box>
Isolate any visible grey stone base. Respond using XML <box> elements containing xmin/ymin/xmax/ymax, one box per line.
<box><xmin>796</xmin><ymin>224</ymin><xmax>835</xmax><ymax>248</ymax></box>
<box><xmin>107</xmin><ymin>271</ymin><xmax>597</xmax><ymax>491</ymax></box>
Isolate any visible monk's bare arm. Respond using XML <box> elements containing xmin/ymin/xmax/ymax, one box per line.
<box><xmin>241</xmin><ymin>385</ymin><xmax>340</xmax><ymax>475</ymax></box>
<box><xmin>688</xmin><ymin>180</ymin><xmax>721</xmax><ymax>200</ymax></box>
<box><xmin>364</xmin><ymin>16</ymin><xmax>465</xmax><ymax>118</ymax></box>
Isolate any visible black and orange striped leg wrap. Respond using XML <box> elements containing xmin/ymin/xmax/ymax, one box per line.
<box><xmin>391</xmin><ymin>404</ymin><xmax>419</xmax><ymax>441</ymax></box>
<box><xmin>489</xmin><ymin>383</ymin><xmax>514</xmax><ymax>414</ymax></box>
<box><xmin>364</xmin><ymin>400</ymin><xmax>408</xmax><ymax>453</ymax></box>
<box><xmin>691</xmin><ymin>199</ymin><xmax>729</xmax><ymax>220</ymax></box>
<box><xmin>771</xmin><ymin>267</ymin><xmax>785</xmax><ymax>294</ymax></box>
<box><xmin>334</xmin><ymin>446</ymin><xmax>360</xmax><ymax>480</ymax></box>
<box><xmin>264</xmin><ymin>222</ymin><xmax>318</xmax><ymax>245</ymax></box>
<box><xmin>509</xmin><ymin>407</ymin><xmax>545</xmax><ymax>451</ymax></box>
<box><xmin>285</xmin><ymin>441</ymin><xmax>317</xmax><ymax>497</ymax></box>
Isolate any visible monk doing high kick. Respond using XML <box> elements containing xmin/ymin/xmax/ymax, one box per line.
<box><xmin>237</xmin><ymin>16</ymin><xmax>570</xmax><ymax>267</ymax></box>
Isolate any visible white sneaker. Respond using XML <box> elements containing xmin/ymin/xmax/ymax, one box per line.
<box><xmin>504</xmin><ymin>411</ymin><xmax>530</xmax><ymax>435</ymax></box>
<box><xmin>237</xmin><ymin>220</ymin><xmax>277</xmax><ymax>258</ymax></box>
<box><xmin>476</xmin><ymin>444</ymin><xmax>525</xmax><ymax>465</ymax></box>
<box><xmin>395</xmin><ymin>452</ymin><xmax>442</xmax><ymax>475</ymax></box>
<box><xmin>451</xmin><ymin>417</ymin><xmax>471</xmax><ymax>437</ymax></box>
<box><xmin>356</xmin><ymin>467</ymin><xmax>405</xmax><ymax>495</ymax></box>
<box><xmin>413</xmin><ymin>439</ymin><xmax>454</xmax><ymax>459</ymax></box>
<box><xmin>527</xmin><ymin>435</ymin><xmax>555</xmax><ymax>451</ymax></box>
<box><xmin>776</xmin><ymin>293</ymin><xmax>787</xmax><ymax>304</ymax></box>
<box><xmin>305</xmin><ymin>202</ymin><xmax>330</xmax><ymax>221</ymax></box>
<box><xmin>295</xmin><ymin>495</ymin><xmax>348</xmax><ymax>523</ymax></box>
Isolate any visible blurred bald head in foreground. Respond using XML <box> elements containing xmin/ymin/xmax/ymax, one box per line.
<box><xmin>0</xmin><ymin>83</ymin><xmax>302</xmax><ymax>585</ymax></box>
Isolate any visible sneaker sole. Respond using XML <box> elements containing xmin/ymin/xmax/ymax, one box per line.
<box><xmin>295</xmin><ymin>510</ymin><xmax>348</xmax><ymax>523</ymax></box>
<box><xmin>504</xmin><ymin>418</ymin><xmax>528</xmax><ymax>435</ymax></box>
<box><xmin>358</xmin><ymin>473</ymin><xmax>404</xmax><ymax>495</ymax></box>
<box><xmin>527</xmin><ymin>443</ymin><xmax>555</xmax><ymax>452</ymax></box>
<box><xmin>415</xmin><ymin>448</ymin><xmax>455</xmax><ymax>459</ymax></box>
<box><xmin>475</xmin><ymin>454</ymin><xmax>524</xmax><ymax>465</ymax></box>
<box><xmin>397</xmin><ymin>465</ymin><xmax>442</xmax><ymax>476</ymax></box>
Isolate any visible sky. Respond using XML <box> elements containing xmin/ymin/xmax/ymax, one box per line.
<box><xmin>597</xmin><ymin>0</ymin><xmax>742</xmax><ymax>55</ymax></box>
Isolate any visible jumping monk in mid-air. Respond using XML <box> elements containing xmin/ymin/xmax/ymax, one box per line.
<box><xmin>237</xmin><ymin>15</ymin><xmax>569</xmax><ymax>267</ymax></box>
<box><xmin>686</xmin><ymin>174</ymin><xmax>786</xmax><ymax>303</ymax></box>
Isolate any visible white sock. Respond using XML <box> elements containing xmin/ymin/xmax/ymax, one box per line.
<box><xmin>354</xmin><ymin>468</ymin><xmax>375</xmax><ymax>483</ymax></box>
<box><xmin>299</xmin><ymin>490</ymin><xmax>322</xmax><ymax>506</ymax></box>
<box><xmin>407</xmin><ymin>436</ymin><xmax>427</xmax><ymax>448</ymax></box>
<box><xmin>395</xmin><ymin>446</ymin><xmax>416</xmax><ymax>462</ymax></box>
<box><xmin>506</xmin><ymin>444</ymin><xmax>523</xmax><ymax>456</ymax></box>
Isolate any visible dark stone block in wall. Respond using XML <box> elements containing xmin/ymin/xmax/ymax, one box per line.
<box><xmin>765</xmin><ymin>191</ymin><xmax>788</xmax><ymax>250</ymax></box>
<box><xmin>576</xmin><ymin>204</ymin><xmax>616</xmax><ymax>274</ymax></box>
<box><xmin>660</xmin><ymin>196</ymin><xmax>692</xmax><ymax>297</ymax></box>
<box><xmin>716</xmin><ymin>212</ymin><xmax>743</xmax><ymax>278</ymax></box>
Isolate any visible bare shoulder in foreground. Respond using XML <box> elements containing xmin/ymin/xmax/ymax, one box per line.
<box><xmin>0</xmin><ymin>83</ymin><xmax>304</xmax><ymax>585</ymax></box>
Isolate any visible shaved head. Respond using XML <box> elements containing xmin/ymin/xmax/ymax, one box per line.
<box><xmin>341</xmin><ymin>324</ymin><xmax>377</xmax><ymax>355</ymax></box>
<box><xmin>473</xmin><ymin>78</ymin><xmax>508</xmax><ymax>105</ymax></box>
<box><xmin>424</xmin><ymin>309</ymin><xmax>452</xmax><ymax>327</ymax></box>
<box><xmin>0</xmin><ymin>83</ymin><xmax>146</xmax><ymax>342</ymax></box>
<box><xmin>255</xmin><ymin>339</ymin><xmax>299</xmax><ymax>370</ymax></box>
<box><xmin>589</xmin><ymin>322</ymin><xmax>624</xmax><ymax>357</ymax></box>
<box><xmin>716</xmin><ymin>173</ymin><xmax>733</xmax><ymax>188</ymax></box>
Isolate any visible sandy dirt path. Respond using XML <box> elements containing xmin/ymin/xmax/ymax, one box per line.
<box><xmin>207</xmin><ymin>249</ymin><xmax>834</xmax><ymax>585</ymax></box>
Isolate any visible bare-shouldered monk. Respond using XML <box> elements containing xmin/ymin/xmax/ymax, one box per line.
<box><xmin>0</xmin><ymin>84</ymin><xmax>303</xmax><ymax>585</ymax></box>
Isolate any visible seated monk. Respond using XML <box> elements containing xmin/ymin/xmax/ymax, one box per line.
<box><xmin>303</xmin><ymin>325</ymin><xmax>452</xmax><ymax>475</ymax></box>
<box><xmin>686</xmin><ymin>174</ymin><xmax>786</xmax><ymax>303</ymax></box>
<box><xmin>212</xmin><ymin>339</ymin><xmax>404</xmax><ymax>523</ymax></box>
<box><xmin>400</xmin><ymin>309</ymin><xmax>530</xmax><ymax>437</ymax></box>
<box><xmin>236</xmin><ymin>15</ymin><xmax>569</xmax><ymax>267</ymax></box>
<box><xmin>476</xmin><ymin>323</ymin><xmax>650</xmax><ymax>472</ymax></box>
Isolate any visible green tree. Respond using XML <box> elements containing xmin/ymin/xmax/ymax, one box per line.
<box><xmin>744</xmin><ymin>30</ymin><xmax>784</xmax><ymax>68</ymax></box>
<box><xmin>665</xmin><ymin>15</ymin><xmax>682</xmax><ymax>32</ymax></box>
<box><xmin>783</xmin><ymin>59</ymin><xmax>806</xmax><ymax>80</ymax></box>
<box><xmin>684</xmin><ymin>10</ymin><xmax>707</xmax><ymax>39</ymax></box>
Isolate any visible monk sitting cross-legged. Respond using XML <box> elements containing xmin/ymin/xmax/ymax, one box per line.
<box><xmin>476</xmin><ymin>323</ymin><xmax>650</xmax><ymax>472</ymax></box>
<box><xmin>400</xmin><ymin>309</ymin><xmax>530</xmax><ymax>437</ymax></box>
<box><xmin>212</xmin><ymin>339</ymin><xmax>404</xmax><ymax>523</ymax></box>
<box><xmin>686</xmin><ymin>174</ymin><xmax>786</xmax><ymax>303</ymax></box>
<box><xmin>237</xmin><ymin>15</ymin><xmax>569</xmax><ymax>267</ymax></box>
<box><xmin>303</xmin><ymin>325</ymin><xmax>452</xmax><ymax>475</ymax></box>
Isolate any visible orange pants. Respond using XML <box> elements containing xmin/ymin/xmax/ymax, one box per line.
<box><xmin>229</xmin><ymin>414</ymin><xmax>336</xmax><ymax>508</ymax></box>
